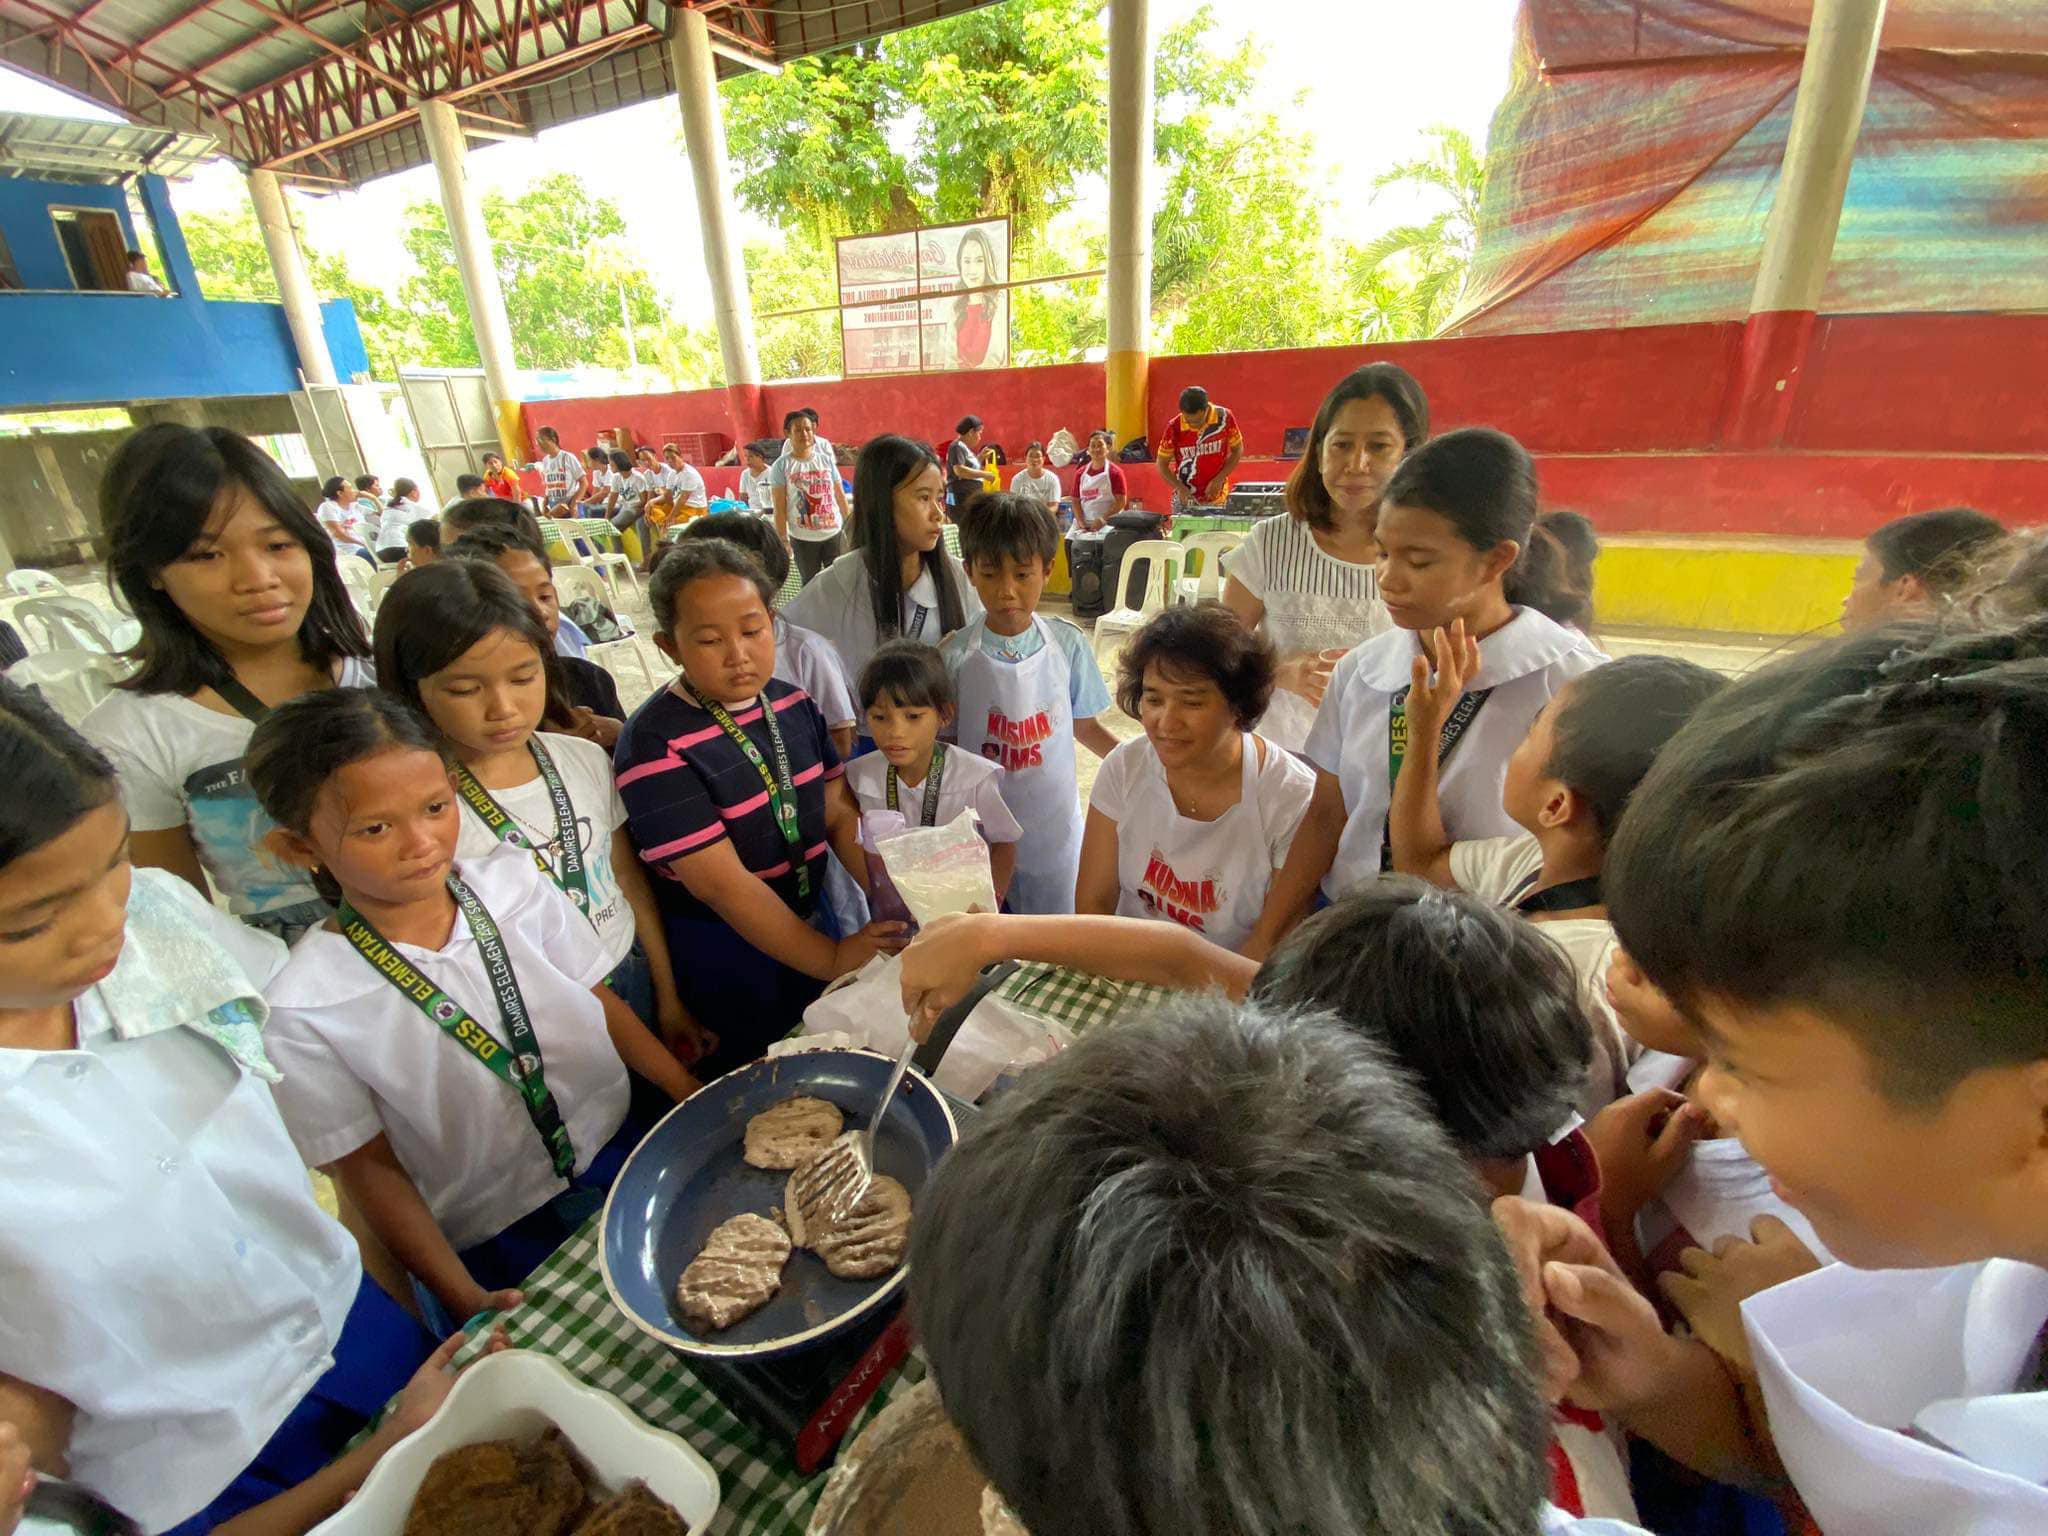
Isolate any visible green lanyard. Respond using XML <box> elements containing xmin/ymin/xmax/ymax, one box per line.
<box><xmin>884</xmin><ymin>744</ymin><xmax>948</xmax><ymax>827</ymax></box>
<box><xmin>451</xmin><ymin>739</ymin><xmax>591</xmax><ymax>921</ymax></box>
<box><xmin>1379</xmin><ymin>682</ymin><xmax>1495</xmax><ymax>872</ymax></box>
<box><xmin>686</xmin><ymin>684</ymin><xmax>811</xmax><ymax>900</ymax></box>
<box><xmin>337</xmin><ymin>876</ymin><xmax>575</xmax><ymax>1179</ymax></box>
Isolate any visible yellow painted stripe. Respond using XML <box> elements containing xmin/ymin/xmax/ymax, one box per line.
<box><xmin>1592</xmin><ymin>544</ymin><xmax>1855</xmax><ymax>636</ymax></box>
<box><xmin>494</xmin><ymin>399</ymin><xmax>527</xmax><ymax>464</ymax></box>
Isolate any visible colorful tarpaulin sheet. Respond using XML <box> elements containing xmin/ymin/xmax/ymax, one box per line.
<box><xmin>1446</xmin><ymin>1</ymin><xmax>2048</xmax><ymax>335</ymax></box>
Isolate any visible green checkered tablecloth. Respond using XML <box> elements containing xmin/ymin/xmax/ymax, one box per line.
<box><xmin>989</xmin><ymin>962</ymin><xmax>1176</xmax><ymax>1038</ymax></box>
<box><xmin>450</xmin><ymin>1217</ymin><xmax>909</xmax><ymax>1536</ymax></box>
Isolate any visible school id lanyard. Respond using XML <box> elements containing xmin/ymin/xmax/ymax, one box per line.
<box><xmin>884</xmin><ymin>745</ymin><xmax>947</xmax><ymax>827</ymax></box>
<box><xmin>450</xmin><ymin>740</ymin><xmax>591</xmax><ymax>918</ymax></box>
<box><xmin>337</xmin><ymin>876</ymin><xmax>575</xmax><ymax>1179</ymax></box>
<box><xmin>1379</xmin><ymin>682</ymin><xmax>1495</xmax><ymax>871</ymax></box>
<box><xmin>686</xmin><ymin>684</ymin><xmax>810</xmax><ymax>899</ymax></box>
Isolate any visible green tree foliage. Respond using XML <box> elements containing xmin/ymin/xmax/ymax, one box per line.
<box><xmin>178</xmin><ymin>205</ymin><xmax>423</xmax><ymax>378</ymax></box>
<box><xmin>395</xmin><ymin>172</ymin><xmax>664</xmax><ymax>372</ymax></box>
<box><xmin>721</xmin><ymin>0</ymin><xmax>1109</xmax><ymax>247</ymax></box>
<box><xmin>1354</xmin><ymin>126</ymin><xmax>1486</xmax><ymax>338</ymax></box>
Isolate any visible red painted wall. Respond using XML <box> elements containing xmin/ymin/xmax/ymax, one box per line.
<box><xmin>520</xmin><ymin>313</ymin><xmax>2048</xmax><ymax>541</ymax></box>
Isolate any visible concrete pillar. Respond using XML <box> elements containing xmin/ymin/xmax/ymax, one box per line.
<box><xmin>419</xmin><ymin>97</ymin><xmax>525</xmax><ymax>458</ymax></box>
<box><xmin>1721</xmin><ymin>0</ymin><xmax>1887</xmax><ymax>449</ymax></box>
<box><xmin>671</xmin><ymin>8</ymin><xmax>764</xmax><ymax>442</ymax></box>
<box><xmin>247</xmin><ymin>169</ymin><xmax>338</xmax><ymax>387</ymax></box>
<box><xmin>1105</xmin><ymin>0</ymin><xmax>1153</xmax><ymax>453</ymax></box>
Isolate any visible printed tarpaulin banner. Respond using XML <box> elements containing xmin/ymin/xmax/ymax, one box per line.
<box><xmin>1445</xmin><ymin>1</ymin><xmax>2048</xmax><ymax>336</ymax></box>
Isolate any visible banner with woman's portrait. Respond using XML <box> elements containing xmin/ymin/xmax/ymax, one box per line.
<box><xmin>836</xmin><ymin>218</ymin><xmax>1011</xmax><ymax>377</ymax></box>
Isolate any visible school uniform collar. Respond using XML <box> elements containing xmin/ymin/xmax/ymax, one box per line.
<box><xmin>1352</xmin><ymin>607</ymin><xmax>1594</xmax><ymax>692</ymax></box>
<box><xmin>90</xmin><ymin>871</ymin><xmax>279</xmax><ymax>1080</ymax></box>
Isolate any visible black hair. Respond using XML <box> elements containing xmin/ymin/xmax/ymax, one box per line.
<box><xmin>802</xmin><ymin>407</ymin><xmax>820</xmax><ymax>426</ymax></box>
<box><xmin>1114</xmin><ymin>601</ymin><xmax>1274</xmax><ymax>730</ymax></box>
<box><xmin>537</xmin><ymin>426</ymin><xmax>560</xmax><ymax>445</ymax></box>
<box><xmin>406</xmin><ymin>519</ymin><xmax>441</xmax><ymax>551</ymax></box>
<box><xmin>1535</xmin><ymin>509</ymin><xmax>1599</xmax><ymax>630</ymax></box>
<box><xmin>958</xmin><ymin>490</ymin><xmax>1056</xmax><ymax>571</ymax></box>
<box><xmin>954</xmin><ymin>414</ymin><xmax>982</xmax><ymax>436</ymax></box>
<box><xmin>387</xmin><ymin>478</ymin><xmax>416</xmax><ymax>504</ymax></box>
<box><xmin>858</xmin><ymin>639</ymin><xmax>953</xmax><ymax>714</ymax></box>
<box><xmin>607</xmin><ymin>449</ymin><xmax>632</xmax><ymax>475</ymax></box>
<box><xmin>440</xmin><ymin>495</ymin><xmax>544</xmax><ymax>551</ymax></box>
<box><xmin>353</xmin><ymin>474</ymin><xmax>378</xmax><ymax>494</ymax></box>
<box><xmin>245</xmin><ymin>689</ymin><xmax>445</xmax><ymax>904</ymax></box>
<box><xmin>483</xmin><ymin>451</ymin><xmax>505</xmax><ymax>466</ymax></box>
<box><xmin>1253</xmin><ymin>877</ymin><xmax>1592</xmax><ymax>1159</ymax></box>
<box><xmin>744</xmin><ymin>439</ymin><xmax>774</xmax><ymax>462</ymax></box>
<box><xmin>448</xmin><ymin>521</ymin><xmax>547</xmax><ymax>567</ymax></box>
<box><xmin>373</xmin><ymin>560</ymin><xmax>573</xmax><ymax>734</ymax></box>
<box><xmin>454</xmin><ymin>474</ymin><xmax>485</xmax><ymax>496</ymax></box>
<box><xmin>125</xmin><ymin>248</ymin><xmax>146</xmax><ymax>262</ymax></box>
<box><xmin>320</xmin><ymin>476</ymin><xmax>347</xmax><ymax>501</ymax></box>
<box><xmin>650</xmin><ymin>540</ymin><xmax>776</xmax><ymax>637</ymax></box>
<box><xmin>1024</xmin><ymin>440</ymin><xmax>1045</xmax><ymax>458</ymax></box>
<box><xmin>851</xmin><ymin>435</ymin><xmax>969</xmax><ymax>638</ymax></box>
<box><xmin>0</xmin><ymin>678</ymin><xmax>118</xmax><ymax>865</ymax></box>
<box><xmin>909</xmin><ymin>992</ymin><xmax>1551</xmax><ymax>1536</ymax></box>
<box><xmin>102</xmin><ymin>424</ymin><xmax>370</xmax><ymax>697</ymax></box>
<box><xmin>586</xmin><ymin>446</ymin><xmax>609</xmax><ymax>465</ymax></box>
<box><xmin>1380</xmin><ymin>427</ymin><xmax>1576</xmax><ymax>622</ymax></box>
<box><xmin>1543</xmin><ymin>655</ymin><xmax>1726</xmax><ymax>841</ymax></box>
<box><xmin>783</xmin><ymin>409</ymin><xmax>809</xmax><ymax>433</ymax></box>
<box><xmin>1177</xmin><ymin>385</ymin><xmax>1208</xmax><ymax>414</ymax></box>
<box><xmin>1608</xmin><ymin>618</ymin><xmax>2048</xmax><ymax>1104</ymax></box>
<box><xmin>676</xmin><ymin>510</ymin><xmax>790</xmax><ymax>591</ymax></box>
<box><xmin>1285</xmin><ymin>363</ymin><xmax>1430</xmax><ymax>533</ymax></box>
<box><xmin>1867</xmin><ymin>507</ymin><xmax>2008</xmax><ymax>598</ymax></box>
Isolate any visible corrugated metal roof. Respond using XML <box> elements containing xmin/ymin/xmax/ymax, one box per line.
<box><xmin>0</xmin><ymin>0</ymin><xmax>1002</xmax><ymax>189</ymax></box>
<box><xmin>0</xmin><ymin>108</ymin><xmax>215</xmax><ymax>182</ymax></box>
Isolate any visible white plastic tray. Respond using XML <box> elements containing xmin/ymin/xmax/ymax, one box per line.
<box><xmin>310</xmin><ymin>1350</ymin><xmax>721</xmax><ymax>1534</ymax></box>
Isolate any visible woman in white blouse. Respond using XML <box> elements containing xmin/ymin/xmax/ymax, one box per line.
<box><xmin>1077</xmin><ymin>603</ymin><xmax>1315</xmax><ymax>955</ymax></box>
<box><xmin>1220</xmin><ymin>362</ymin><xmax>1429</xmax><ymax>750</ymax></box>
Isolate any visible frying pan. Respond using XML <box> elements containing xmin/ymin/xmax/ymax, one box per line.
<box><xmin>598</xmin><ymin>961</ymin><xmax>1020</xmax><ymax>1362</ymax></box>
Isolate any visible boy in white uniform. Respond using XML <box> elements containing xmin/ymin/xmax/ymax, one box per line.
<box><xmin>1491</xmin><ymin>618</ymin><xmax>2048</xmax><ymax>1532</ymax></box>
<box><xmin>940</xmin><ymin>493</ymin><xmax>1119</xmax><ymax>914</ymax></box>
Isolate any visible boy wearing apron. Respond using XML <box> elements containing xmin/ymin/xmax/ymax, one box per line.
<box><xmin>941</xmin><ymin>494</ymin><xmax>1120</xmax><ymax>914</ymax></box>
<box><xmin>1486</xmin><ymin>625</ymin><xmax>2048</xmax><ymax>1533</ymax></box>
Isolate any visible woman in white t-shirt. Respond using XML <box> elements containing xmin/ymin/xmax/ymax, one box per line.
<box><xmin>784</xmin><ymin>434</ymin><xmax>982</xmax><ymax>689</ymax></box>
<box><xmin>1010</xmin><ymin>441</ymin><xmax>1062</xmax><ymax>507</ymax></box>
<box><xmin>83</xmin><ymin>425</ymin><xmax>377</xmax><ymax>942</ymax></box>
<box><xmin>1221</xmin><ymin>363</ymin><xmax>1429</xmax><ymax>750</ymax></box>
<box><xmin>317</xmin><ymin>475</ymin><xmax>375</xmax><ymax>564</ymax></box>
<box><xmin>1078</xmin><ymin>604</ymin><xmax>1314</xmax><ymax>955</ymax></box>
<box><xmin>771</xmin><ymin>409</ymin><xmax>852</xmax><ymax>584</ymax></box>
<box><xmin>372</xmin><ymin>559</ymin><xmax>709</xmax><ymax>1062</ymax></box>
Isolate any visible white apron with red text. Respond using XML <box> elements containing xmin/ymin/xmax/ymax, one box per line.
<box><xmin>1110</xmin><ymin>734</ymin><xmax>1277</xmax><ymax>952</ymax></box>
<box><xmin>1743</xmin><ymin>1258</ymin><xmax>2048</xmax><ymax>1534</ymax></box>
<box><xmin>951</xmin><ymin>616</ymin><xmax>1079</xmax><ymax>914</ymax></box>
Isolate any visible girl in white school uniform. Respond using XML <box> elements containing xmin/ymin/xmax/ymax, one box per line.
<box><xmin>850</xmin><ymin>640</ymin><xmax>1022</xmax><ymax>902</ymax></box>
<box><xmin>1262</xmin><ymin>428</ymin><xmax>1604</xmax><ymax>942</ymax></box>
<box><xmin>372</xmin><ymin>559</ymin><xmax>709</xmax><ymax>1063</ymax></box>
<box><xmin>83</xmin><ymin>424</ymin><xmax>376</xmax><ymax>945</ymax></box>
<box><xmin>0</xmin><ymin>681</ymin><xmax>459</xmax><ymax>1536</ymax></box>
<box><xmin>247</xmin><ymin>690</ymin><xmax>698</xmax><ymax>1331</ymax></box>
<box><xmin>1077</xmin><ymin>604</ymin><xmax>1314</xmax><ymax>956</ymax></box>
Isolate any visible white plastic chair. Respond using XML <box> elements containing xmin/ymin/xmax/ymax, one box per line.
<box><xmin>1176</xmin><ymin>529</ymin><xmax>1245</xmax><ymax>604</ymax></box>
<box><xmin>8</xmin><ymin>650</ymin><xmax>123</xmax><ymax>723</ymax></box>
<box><xmin>335</xmin><ymin>556</ymin><xmax>377</xmax><ymax>623</ymax></box>
<box><xmin>1092</xmin><ymin>539</ymin><xmax>1187</xmax><ymax>668</ymax></box>
<box><xmin>6</xmin><ymin>569</ymin><xmax>64</xmax><ymax>597</ymax></box>
<box><xmin>368</xmin><ymin>565</ymin><xmax>403</xmax><ymax>615</ymax></box>
<box><xmin>586</xmin><ymin>633</ymin><xmax>669</xmax><ymax>700</ymax></box>
<box><xmin>551</xmin><ymin>563</ymin><xmax>612</xmax><ymax>614</ymax></box>
<box><xmin>15</xmin><ymin>596</ymin><xmax>118</xmax><ymax>655</ymax></box>
<box><xmin>575</xmin><ymin>518</ymin><xmax>643</xmax><ymax>604</ymax></box>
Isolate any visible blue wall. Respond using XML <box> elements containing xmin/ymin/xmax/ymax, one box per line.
<box><xmin>0</xmin><ymin>172</ymin><xmax>365</xmax><ymax>407</ymax></box>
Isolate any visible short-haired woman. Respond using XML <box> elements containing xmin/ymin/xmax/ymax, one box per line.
<box><xmin>1075</xmin><ymin>603</ymin><xmax>1316</xmax><ymax>955</ymax></box>
<box><xmin>1221</xmin><ymin>362</ymin><xmax>1429</xmax><ymax>750</ymax></box>
<box><xmin>946</xmin><ymin>415</ymin><xmax>997</xmax><ymax>514</ymax></box>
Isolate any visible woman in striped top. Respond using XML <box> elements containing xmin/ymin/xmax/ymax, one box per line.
<box><xmin>1220</xmin><ymin>363</ymin><xmax>1429</xmax><ymax>750</ymax></box>
<box><xmin>613</xmin><ymin>541</ymin><xmax>905</xmax><ymax>1074</ymax></box>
